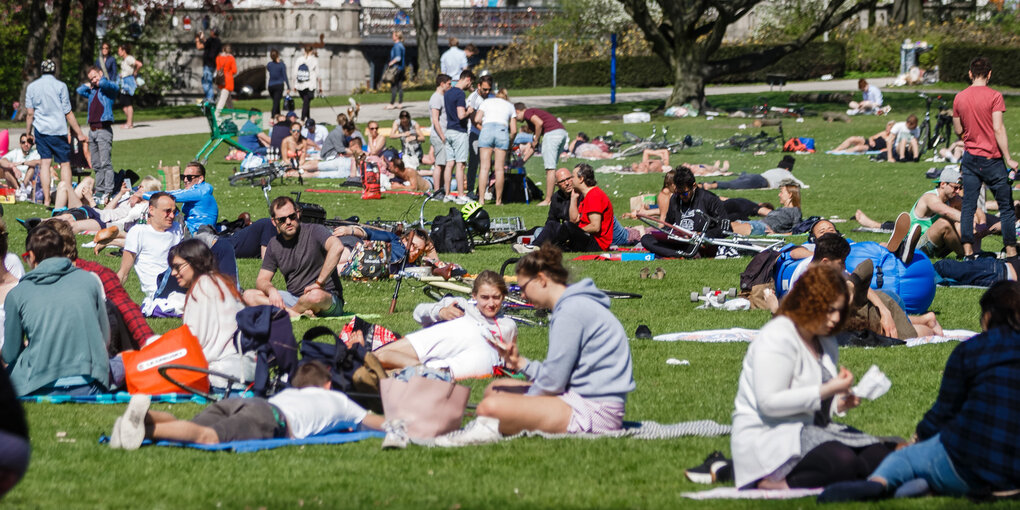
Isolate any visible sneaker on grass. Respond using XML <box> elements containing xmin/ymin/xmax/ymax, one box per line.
<box><xmin>433</xmin><ymin>416</ymin><xmax>501</xmax><ymax>447</ymax></box>
<box><xmin>512</xmin><ymin>243</ymin><xmax>537</xmax><ymax>255</ymax></box>
<box><xmin>684</xmin><ymin>451</ymin><xmax>733</xmax><ymax>484</ymax></box>
<box><xmin>108</xmin><ymin>417</ymin><xmax>123</xmax><ymax>449</ymax></box>
<box><xmin>381</xmin><ymin>419</ymin><xmax>408</xmax><ymax>450</ymax></box>
<box><xmin>117</xmin><ymin>394</ymin><xmax>151</xmax><ymax>451</ymax></box>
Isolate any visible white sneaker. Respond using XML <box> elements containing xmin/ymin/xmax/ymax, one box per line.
<box><xmin>443</xmin><ymin>194</ymin><xmax>456</xmax><ymax>203</ymax></box>
<box><xmin>381</xmin><ymin>419</ymin><xmax>408</xmax><ymax>450</ymax></box>
<box><xmin>118</xmin><ymin>394</ymin><xmax>151</xmax><ymax>450</ymax></box>
<box><xmin>433</xmin><ymin>416</ymin><xmax>501</xmax><ymax>447</ymax></box>
<box><xmin>454</xmin><ymin>194</ymin><xmax>470</xmax><ymax>205</ymax></box>
<box><xmin>512</xmin><ymin>243</ymin><xmax>538</xmax><ymax>254</ymax></box>
<box><xmin>109</xmin><ymin>417</ymin><xmax>123</xmax><ymax>449</ymax></box>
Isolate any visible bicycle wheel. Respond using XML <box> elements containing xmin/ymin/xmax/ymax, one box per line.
<box><xmin>623</xmin><ymin>131</ymin><xmax>642</xmax><ymax>143</ymax></box>
<box><xmin>917</xmin><ymin>122</ymin><xmax>931</xmax><ymax>156</ymax></box>
<box><xmin>617</xmin><ymin>141</ymin><xmax>652</xmax><ymax>159</ymax></box>
<box><xmin>471</xmin><ymin>230</ymin><xmax>517</xmax><ymax>247</ymax></box>
<box><xmin>602</xmin><ymin>290</ymin><xmax>642</xmax><ymax>299</ymax></box>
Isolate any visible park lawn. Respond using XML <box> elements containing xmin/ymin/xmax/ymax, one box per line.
<box><xmin>2</xmin><ymin>90</ymin><xmax>1011</xmax><ymax>509</ymax></box>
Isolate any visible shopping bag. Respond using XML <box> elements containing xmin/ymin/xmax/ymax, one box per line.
<box><xmin>380</xmin><ymin>376</ymin><xmax>469</xmax><ymax>439</ymax></box>
<box><xmin>122</xmin><ymin>325</ymin><xmax>209</xmax><ymax>395</ymax></box>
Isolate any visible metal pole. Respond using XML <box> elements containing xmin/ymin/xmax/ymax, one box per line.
<box><xmin>610</xmin><ymin>33</ymin><xmax>617</xmax><ymax>104</ymax></box>
<box><xmin>552</xmin><ymin>41</ymin><xmax>558</xmax><ymax>88</ymax></box>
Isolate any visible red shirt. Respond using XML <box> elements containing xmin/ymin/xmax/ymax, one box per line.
<box><xmin>578</xmin><ymin>186</ymin><xmax>615</xmax><ymax>250</ymax></box>
<box><xmin>953</xmin><ymin>85</ymin><xmax>1006</xmax><ymax>159</ymax></box>
<box><xmin>523</xmin><ymin>108</ymin><xmax>565</xmax><ymax>136</ymax></box>
<box><xmin>75</xmin><ymin>259</ymin><xmax>154</xmax><ymax>347</ymax></box>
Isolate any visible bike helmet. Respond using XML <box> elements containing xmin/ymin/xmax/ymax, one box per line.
<box><xmin>461</xmin><ymin>201</ymin><xmax>490</xmax><ymax>233</ymax></box>
<box><xmin>461</xmin><ymin>201</ymin><xmax>482</xmax><ymax>220</ymax></box>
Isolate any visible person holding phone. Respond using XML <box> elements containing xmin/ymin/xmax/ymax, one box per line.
<box><xmin>373</xmin><ymin>270</ymin><xmax>515</xmax><ymax>380</ymax></box>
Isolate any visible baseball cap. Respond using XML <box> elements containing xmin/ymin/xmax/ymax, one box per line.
<box><xmin>40</xmin><ymin>60</ymin><xmax>56</xmax><ymax>74</ymax></box>
<box><xmin>305</xmin><ymin>118</ymin><xmax>315</xmax><ymax>129</ymax></box>
<box><xmin>937</xmin><ymin>166</ymin><xmax>961</xmax><ymax>184</ymax></box>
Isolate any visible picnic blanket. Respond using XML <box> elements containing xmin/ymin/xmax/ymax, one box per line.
<box><xmin>291</xmin><ymin>312</ymin><xmax>381</xmax><ymax>322</ymax></box>
<box><xmin>573</xmin><ymin>252</ymin><xmax>655</xmax><ymax>262</ymax></box>
<box><xmin>98</xmin><ymin>430</ymin><xmax>383</xmax><ymax>453</ymax></box>
<box><xmin>826</xmin><ymin>150</ymin><xmax>882</xmax><ymax>155</ymax></box>
<box><xmin>304</xmin><ymin>188</ymin><xmax>425</xmax><ymax>196</ymax></box>
<box><xmin>682</xmin><ymin>487</ymin><xmax>823</xmax><ymax>500</ymax></box>
<box><xmin>416</xmin><ymin>419</ymin><xmax>731</xmax><ymax>447</ymax></box>
<box><xmin>852</xmin><ymin>226</ymin><xmax>894</xmax><ymax>234</ymax></box>
<box><xmin>652</xmin><ymin>328</ymin><xmax>978</xmax><ymax>346</ymax></box>
<box><xmin>595</xmin><ymin>165</ymin><xmax>730</xmax><ymax>177</ymax></box>
<box><xmin>19</xmin><ymin>391</ymin><xmax>247</xmax><ymax>405</ymax></box>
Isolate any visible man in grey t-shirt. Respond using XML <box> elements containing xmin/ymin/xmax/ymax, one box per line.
<box><xmin>429</xmin><ymin>74</ymin><xmax>452</xmax><ymax>182</ymax></box>
<box><xmin>243</xmin><ymin>196</ymin><xmax>345</xmax><ymax>317</ymax></box>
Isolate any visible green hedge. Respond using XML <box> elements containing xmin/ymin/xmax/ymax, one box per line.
<box><xmin>939</xmin><ymin>43</ymin><xmax>1020</xmax><ymax>87</ymax></box>
<box><xmin>490</xmin><ymin>42</ymin><xmax>845</xmax><ymax>89</ymax></box>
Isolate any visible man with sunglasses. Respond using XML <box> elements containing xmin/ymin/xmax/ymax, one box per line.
<box><xmin>243</xmin><ymin>196</ymin><xmax>344</xmax><ymax>318</ymax></box>
<box><xmin>903</xmin><ymin>167</ymin><xmax>967</xmax><ymax>260</ymax></box>
<box><xmin>143</xmin><ymin>161</ymin><xmax>217</xmax><ymax>235</ymax></box>
<box><xmin>516</xmin><ymin>168</ymin><xmax>577</xmax><ymax>253</ymax></box>
<box><xmin>0</xmin><ymin>135</ymin><xmax>41</xmax><ymax>189</ymax></box>
<box><xmin>117</xmin><ymin>192</ymin><xmax>184</xmax><ymax>300</ymax></box>
<box><xmin>640</xmin><ymin>166</ymin><xmax>726</xmax><ymax>259</ymax></box>
<box><xmin>75</xmin><ymin>66</ymin><xmax>120</xmax><ymax>205</ymax></box>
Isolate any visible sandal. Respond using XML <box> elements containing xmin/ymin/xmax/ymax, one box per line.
<box><xmin>651</xmin><ymin>267</ymin><xmax>666</xmax><ymax>280</ymax></box>
<box><xmin>639</xmin><ymin>267</ymin><xmax>650</xmax><ymax>279</ymax></box>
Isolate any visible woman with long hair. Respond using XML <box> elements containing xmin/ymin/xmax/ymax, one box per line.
<box><xmin>464</xmin><ymin>244</ymin><xmax>635</xmax><ymax>441</ymax></box>
<box><xmin>474</xmin><ymin>88</ymin><xmax>517</xmax><ymax>206</ymax></box>
<box><xmin>731</xmin><ymin>183</ymin><xmax>802</xmax><ymax>236</ymax></box>
<box><xmin>266</xmin><ymin>49</ymin><xmax>290</xmax><ymax>117</ymax></box>
<box><xmin>117</xmin><ymin>44</ymin><xmax>143</xmax><ymax>129</ymax></box>
<box><xmin>731</xmin><ymin>263</ymin><xmax>896</xmax><ymax>490</ymax></box>
<box><xmin>215</xmin><ymin>44</ymin><xmax>237</xmax><ymax>112</ymax></box>
<box><xmin>168</xmin><ymin>239</ymin><xmax>252</xmax><ymax>387</ymax></box>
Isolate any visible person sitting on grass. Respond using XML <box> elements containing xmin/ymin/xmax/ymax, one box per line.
<box><xmin>561</xmin><ymin>163</ymin><xmax>615</xmax><ymax>252</ymax></box>
<box><xmin>819</xmin><ymin>281</ymin><xmax>1020</xmax><ymax>503</ymax></box>
<box><xmin>639</xmin><ymin>166</ymin><xmax>726</xmax><ymax>259</ymax></box>
<box><xmin>280</xmin><ymin>121</ymin><xmax>312</xmax><ymax>170</ymax></box>
<box><xmin>831</xmin><ymin>121</ymin><xmax>894</xmax><ymax>154</ymax></box>
<box><xmin>623</xmin><ymin>170</ymin><xmax>676</xmax><ymax>223</ymax></box>
<box><xmin>732</xmin><ymin>263</ymin><xmax>898</xmax><ymax>491</ymax></box>
<box><xmin>729</xmin><ymin>183</ymin><xmax>802</xmax><ymax>236</ymax></box>
<box><xmin>108</xmin><ymin>360</ymin><xmax>385</xmax><ymax>450</ymax></box>
<box><xmin>169</xmin><ymin>239</ymin><xmax>254</xmax><ymax>388</ymax></box>
<box><xmin>886</xmin><ymin>115</ymin><xmax>920</xmax><ymax>163</ymax></box>
<box><xmin>142</xmin><ymin>161</ymin><xmax>218</xmax><ymax>235</ymax></box>
<box><xmin>437</xmin><ymin>244</ymin><xmax>633</xmax><ymax>445</ymax></box>
<box><xmin>3</xmin><ymin>225</ymin><xmax>109</xmax><ymax>396</ymax></box>
<box><xmin>387</xmin><ymin>158</ymin><xmax>431</xmax><ymax>192</ymax></box>
<box><xmin>116</xmin><ymin>192</ymin><xmax>184</xmax><ymax>301</ymax></box>
<box><xmin>701</xmin><ymin>155</ymin><xmax>807</xmax><ymax>190</ymax></box>
<box><xmin>373</xmin><ymin>270</ymin><xmax>517</xmax><ymax>380</ymax></box>
<box><xmin>243</xmin><ymin>196</ymin><xmax>344</xmax><ymax>318</ymax></box>
<box><xmin>237</xmin><ymin>109</ymin><xmax>271</xmax><ymax>156</ymax></box>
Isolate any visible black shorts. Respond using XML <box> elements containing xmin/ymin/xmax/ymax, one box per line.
<box><xmin>189</xmin><ymin>398</ymin><xmax>285</xmax><ymax>442</ymax></box>
<box><xmin>66</xmin><ymin>206</ymin><xmax>106</xmax><ymax>229</ymax></box>
<box><xmin>867</xmin><ymin>137</ymin><xmax>887</xmax><ymax>152</ymax></box>
<box><xmin>118</xmin><ymin>92</ymin><xmax>133</xmax><ymax>108</ymax></box>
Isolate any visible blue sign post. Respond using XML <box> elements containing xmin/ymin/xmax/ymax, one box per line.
<box><xmin>610</xmin><ymin>33</ymin><xmax>617</xmax><ymax>104</ymax></box>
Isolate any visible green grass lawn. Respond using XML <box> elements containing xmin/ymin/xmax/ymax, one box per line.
<box><xmin>3</xmin><ymin>90</ymin><xmax>1015</xmax><ymax>509</ymax></box>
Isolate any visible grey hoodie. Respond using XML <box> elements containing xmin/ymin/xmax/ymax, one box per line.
<box><xmin>523</xmin><ymin>278</ymin><xmax>635</xmax><ymax>403</ymax></box>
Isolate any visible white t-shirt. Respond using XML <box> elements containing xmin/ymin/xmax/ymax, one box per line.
<box><xmin>267</xmin><ymin>386</ymin><xmax>369</xmax><ymax>439</ymax></box>
<box><xmin>120</xmin><ymin>55</ymin><xmax>136</xmax><ymax>78</ymax></box>
<box><xmin>124</xmin><ymin>223</ymin><xmax>184</xmax><ymax>297</ymax></box>
<box><xmin>4</xmin><ymin>252</ymin><xmax>24</xmax><ymax>280</ymax></box>
<box><xmin>891</xmin><ymin>121</ymin><xmax>919</xmax><ymax>144</ymax></box>
<box><xmin>2</xmin><ymin>148</ymin><xmax>40</xmax><ymax>173</ymax></box>
<box><xmin>293</xmin><ymin>54</ymin><xmax>319</xmax><ymax>91</ymax></box>
<box><xmin>101</xmin><ymin>201</ymin><xmax>149</xmax><ymax>230</ymax></box>
<box><xmin>405</xmin><ymin>308</ymin><xmax>517</xmax><ymax>379</ymax></box>
<box><xmin>478</xmin><ymin>97</ymin><xmax>515</xmax><ymax>127</ymax></box>
<box><xmin>302</xmin><ymin>126</ymin><xmax>328</xmax><ymax>147</ymax></box>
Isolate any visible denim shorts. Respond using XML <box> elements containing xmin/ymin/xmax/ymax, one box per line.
<box><xmin>541</xmin><ymin>129</ymin><xmax>569</xmax><ymax>170</ymax></box>
<box><xmin>746</xmin><ymin>220</ymin><xmax>768</xmax><ymax>236</ymax></box>
<box><xmin>479</xmin><ymin>123</ymin><xmax>510</xmax><ymax>150</ymax></box>
<box><xmin>445</xmin><ymin>130</ymin><xmax>470</xmax><ymax>163</ymax></box>
<box><xmin>34</xmin><ymin>131</ymin><xmax>70</xmax><ymax>163</ymax></box>
<box><xmin>280</xmin><ymin>290</ymin><xmax>344</xmax><ymax>317</ymax></box>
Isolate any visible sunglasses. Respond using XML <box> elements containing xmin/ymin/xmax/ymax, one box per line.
<box><xmin>180</xmin><ymin>174</ymin><xmax>200</xmax><ymax>182</ymax></box>
<box><xmin>368</xmin><ymin>126</ymin><xmax>379</xmax><ymax>130</ymax></box>
<box><xmin>274</xmin><ymin>212</ymin><xmax>299</xmax><ymax>223</ymax></box>
<box><xmin>479</xmin><ymin>87</ymin><xmax>491</xmax><ymax>93</ymax></box>
<box><xmin>291</xmin><ymin>129</ymin><xmax>300</xmax><ymax>133</ymax></box>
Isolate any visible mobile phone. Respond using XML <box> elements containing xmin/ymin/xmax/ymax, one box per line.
<box><xmin>124</xmin><ymin>178</ymin><xmax>132</xmax><ymax>190</ymax></box>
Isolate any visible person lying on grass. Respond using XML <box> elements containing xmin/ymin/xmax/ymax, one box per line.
<box><xmin>373</xmin><ymin>270</ymin><xmax>516</xmax><ymax>380</ymax></box>
<box><xmin>733</xmin><ymin>263</ymin><xmax>900</xmax><ymax>491</ymax></box>
<box><xmin>831</xmin><ymin>121</ymin><xmax>894</xmax><ymax>154</ymax></box>
<box><xmin>819</xmin><ymin>281</ymin><xmax>1020</xmax><ymax>503</ymax></box>
<box><xmin>109</xmin><ymin>360</ymin><xmax>385</xmax><ymax>450</ymax></box>
<box><xmin>729</xmin><ymin>183</ymin><xmax>802</xmax><ymax>236</ymax></box>
<box><xmin>331</xmin><ymin>225</ymin><xmax>438</xmax><ymax>277</ymax></box>
<box><xmin>467</xmin><ymin>244</ymin><xmax>635</xmax><ymax>439</ymax></box>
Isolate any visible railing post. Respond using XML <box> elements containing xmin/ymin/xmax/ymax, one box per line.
<box><xmin>552</xmin><ymin>41</ymin><xmax>558</xmax><ymax>88</ymax></box>
<box><xmin>610</xmin><ymin>33</ymin><xmax>617</xmax><ymax>104</ymax></box>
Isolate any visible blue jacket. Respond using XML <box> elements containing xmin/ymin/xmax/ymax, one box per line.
<box><xmin>146</xmin><ymin>181</ymin><xmax>219</xmax><ymax>234</ymax></box>
<box><xmin>390</xmin><ymin>42</ymin><xmax>406</xmax><ymax>70</ymax></box>
<box><xmin>76</xmin><ymin>78</ymin><xmax>119</xmax><ymax>123</ymax></box>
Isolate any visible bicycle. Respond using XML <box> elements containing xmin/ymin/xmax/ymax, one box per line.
<box><xmin>715</xmin><ymin>121</ymin><xmax>785</xmax><ymax>153</ymax></box>
<box><xmin>916</xmin><ymin>92</ymin><xmax>954</xmax><ymax>158</ymax></box>
<box><xmin>616</xmin><ymin>125</ymin><xmax>704</xmax><ymax>158</ymax></box>
<box><xmin>363</xmin><ymin>191</ymin><xmax>524</xmax><ymax>248</ymax></box>
<box><xmin>636</xmin><ymin>212</ymin><xmax>785</xmax><ymax>258</ymax></box>
<box><xmin>228</xmin><ymin>162</ymin><xmax>288</xmax><ymax>187</ymax></box>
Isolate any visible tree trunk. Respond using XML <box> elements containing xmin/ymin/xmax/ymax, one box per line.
<box><xmin>412</xmin><ymin>0</ymin><xmax>440</xmax><ymax>79</ymax></box>
<box><xmin>667</xmin><ymin>48</ymin><xmax>707</xmax><ymax>111</ymax></box>
<box><xmin>17</xmin><ymin>0</ymin><xmax>49</xmax><ymax>122</ymax></box>
<box><xmin>77</xmin><ymin>0</ymin><xmax>100</xmax><ymax>110</ymax></box>
<box><xmin>891</xmin><ymin>0</ymin><xmax>923</xmax><ymax>24</ymax></box>
<box><xmin>45</xmin><ymin>0</ymin><xmax>72</xmax><ymax>77</ymax></box>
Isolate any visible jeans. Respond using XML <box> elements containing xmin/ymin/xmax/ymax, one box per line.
<box><xmin>201</xmin><ymin>66</ymin><xmax>215</xmax><ymax>102</ymax></box>
<box><xmin>934</xmin><ymin>257</ymin><xmax>1008</xmax><ymax>287</ymax></box>
<box><xmin>960</xmin><ymin>151</ymin><xmax>1017</xmax><ymax>247</ymax></box>
<box><xmin>612</xmin><ymin>218</ymin><xmax>629</xmax><ymax>246</ymax></box>
<box><xmin>298</xmin><ymin>88</ymin><xmax>315</xmax><ymax>121</ymax></box>
<box><xmin>268</xmin><ymin>84</ymin><xmax>285</xmax><ymax>117</ymax></box>
<box><xmin>467</xmin><ymin>129</ymin><xmax>480</xmax><ymax>193</ymax></box>
<box><xmin>716</xmin><ymin>173</ymin><xmax>769</xmax><ymax>190</ymax></box>
<box><xmin>871</xmin><ymin>434</ymin><xmax>971</xmax><ymax>496</ymax></box>
<box><xmin>88</xmin><ymin>127</ymin><xmax>114</xmax><ymax>195</ymax></box>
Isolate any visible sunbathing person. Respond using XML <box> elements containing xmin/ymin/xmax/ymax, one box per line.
<box><xmin>48</xmin><ymin>176</ymin><xmax>161</xmax><ymax>234</ymax></box>
<box><xmin>289</xmin><ymin>154</ymin><xmax>358</xmax><ymax>179</ymax></box>
<box><xmin>702</xmin><ymin>155</ymin><xmax>807</xmax><ymax>190</ymax></box>
<box><xmin>640</xmin><ymin>166</ymin><xmax>726</xmax><ymax>259</ymax></box>
<box><xmin>373</xmin><ymin>270</ymin><xmax>516</xmax><ymax>380</ymax></box>
<box><xmin>730</xmin><ymin>184</ymin><xmax>802</xmax><ymax>236</ymax></box>
<box><xmin>938</xmin><ymin>140</ymin><xmax>965</xmax><ymax>163</ymax></box>
<box><xmin>622</xmin><ymin>170</ymin><xmax>675</xmax><ymax>223</ymax></box>
<box><xmin>108</xmin><ymin>360</ymin><xmax>385</xmax><ymax>450</ymax></box>
<box><xmin>280</xmin><ymin>121</ymin><xmax>313</xmax><ymax>169</ymax></box>
<box><xmin>387</xmin><ymin>158</ymin><xmax>431</xmax><ymax>192</ymax></box>
<box><xmin>568</xmin><ymin>133</ymin><xmax>614</xmax><ymax>160</ymax></box>
<box><xmin>331</xmin><ymin>225</ymin><xmax>437</xmax><ymax>275</ymax></box>
<box><xmin>732</xmin><ymin>263</ymin><xmax>897</xmax><ymax>490</ymax></box>
<box><xmin>52</xmin><ymin>175</ymin><xmax>96</xmax><ymax>211</ymax></box>
<box><xmin>819</xmin><ymin>281</ymin><xmax>1020</xmax><ymax>503</ymax></box>
<box><xmin>466</xmin><ymin>244</ymin><xmax>634</xmax><ymax>441</ymax></box>
<box><xmin>721</xmin><ymin>197</ymin><xmax>774</xmax><ymax>222</ymax></box>
<box><xmin>831</xmin><ymin>121</ymin><xmax>893</xmax><ymax>153</ymax></box>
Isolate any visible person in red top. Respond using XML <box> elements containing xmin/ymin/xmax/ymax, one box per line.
<box><xmin>515</xmin><ymin>103</ymin><xmax>570</xmax><ymax>206</ymax></box>
<box><xmin>567</xmin><ymin>163</ymin><xmax>615</xmax><ymax>251</ymax></box>
<box><xmin>953</xmin><ymin>56</ymin><xmax>1018</xmax><ymax>260</ymax></box>
<box><xmin>215</xmin><ymin>45</ymin><xmax>237</xmax><ymax>112</ymax></box>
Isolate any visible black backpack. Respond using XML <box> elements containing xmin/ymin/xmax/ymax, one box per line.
<box><xmin>430</xmin><ymin>207</ymin><xmax>471</xmax><ymax>253</ymax></box>
<box><xmin>234</xmin><ymin>305</ymin><xmax>299</xmax><ymax>397</ymax></box>
<box><xmin>499</xmin><ymin>175</ymin><xmax>544</xmax><ymax>204</ymax></box>
<box><xmin>298</xmin><ymin>325</ymin><xmax>383</xmax><ymax>412</ymax></box>
<box><xmin>739</xmin><ymin>248</ymin><xmax>782</xmax><ymax>292</ymax></box>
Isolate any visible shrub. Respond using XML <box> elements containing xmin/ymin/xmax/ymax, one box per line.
<box><xmin>939</xmin><ymin>43</ymin><xmax>1020</xmax><ymax>87</ymax></box>
<box><xmin>489</xmin><ymin>42</ymin><xmax>844</xmax><ymax>89</ymax></box>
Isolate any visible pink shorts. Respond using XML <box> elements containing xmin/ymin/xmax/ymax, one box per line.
<box><xmin>558</xmin><ymin>390</ymin><xmax>625</xmax><ymax>434</ymax></box>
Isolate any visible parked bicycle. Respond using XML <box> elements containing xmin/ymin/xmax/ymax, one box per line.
<box><xmin>916</xmin><ymin>92</ymin><xmax>954</xmax><ymax>158</ymax></box>
<box><xmin>715</xmin><ymin>121</ymin><xmax>785</xmax><ymax>153</ymax></box>
<box><xmin>616</xmin><ymin>125</ymin><xmax>704</xmax><ymax>158</ymax></box>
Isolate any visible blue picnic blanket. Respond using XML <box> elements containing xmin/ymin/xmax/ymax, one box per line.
<box><xmin>20</xmin><ymin>391</ymin><xmax>254</xmax><ymax>405</ymax></box>
<box><xmin>98</xmin><ymin>430</ymin><xmax>384</xmax><ymax>453</ymax></box>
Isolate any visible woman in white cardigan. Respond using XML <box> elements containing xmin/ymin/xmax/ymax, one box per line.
<box><xmin>732</xmin><ymin>264</ymin><xmax>896</xmax><ymax>490</ymax></box>
<box><xmin>169</xmin><ymin>239</ymin><xmax>254</xmax><ymax>388</ymax></box>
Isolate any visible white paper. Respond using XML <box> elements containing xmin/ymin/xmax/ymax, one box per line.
<box><xmin>852</xmin><ymin>364</ymin><xmax>891</xmax><ymax>401</ymax></box>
